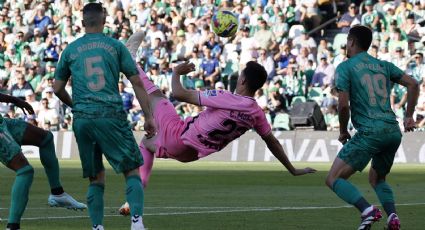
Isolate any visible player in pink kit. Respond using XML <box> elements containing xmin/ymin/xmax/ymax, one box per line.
<box><xmin>120</xmin><ymin>32</ymin><xmax>316</xmax><ymax>215</ymax></box>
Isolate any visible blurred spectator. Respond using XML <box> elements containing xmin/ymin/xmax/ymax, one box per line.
<box><xmin>200</xmin><ymin>46</ymin><xmax>220</xmax><ymax>87</ymax></box>
<box><xmin>255</xmin><ymin>88</ymin><xmax>268</xmax><ymax>111</ymax></box>
<box><xmin>253</xmin><ymin>19</ymin><xmax>276</xmax><ymax>51</ymax></box>
<box><xmin>24</xmin><ymin>90</ymin><xmax>39</xmax><ymax>114</ymax></box>
<box><xmin>44</xmin><ymin>86</ymin><xmax>60</xmax><ymax>114</ymax></box>
<box><xmin>119</xmin><ymin>80</ymin><xmax>134</xmax><ymax>114</ymax></box>
<box><xmin>406</xmin><ymin>52</ymin><xmax>425</xmax><ymax>83</ymax></box>
<box><xmin>32</xmin><ymin>5</ymin><xmax>53</xmax><ymax>36</ymax></box>
<box><xmin>333</xmin><ymin>44</ymin><xmax>347</xmax><ymax>68</ymax></box>
<box><xmin>10</xmin><ymin>72</ymin><xmax>34</xmax><ymax>100</ymax></box>
<box><xmin>311</xmin><ymin>54</ymin><xmax>335</xmax><ymax>88</ymax></box>
<box><xmin>37</xmin><ymin>98</ymin><xmax>59</xmax><ymax>130</ymax></box>
<box><xmin>391</xmin><ymin>47</ymin><xmax>408</xmax><ymax>71</ymax></box>
<box><xmin>257</xmin><ymin>48</ymin><xmax>275</xmax><ymax>80</ymax></box>
<box><xmin>362</xmin><ymin>0</ymin><xmax>382</xmax><ymax>32</ymax></box>
<box><xmin>338</xmin><ymin>3</ymin><xmax>361</xmax><ymax>33</ymax></box>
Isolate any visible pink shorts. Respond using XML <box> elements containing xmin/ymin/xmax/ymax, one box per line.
<box><xmin>153</xmin><ymin>99</ymin><xmax>198</xmax><ymax>162</ymax></box>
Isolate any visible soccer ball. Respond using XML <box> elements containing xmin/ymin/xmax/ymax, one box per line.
<box><xmin>211</xmin><ymin>10</ymin><xmax>239</xmax><ymax>37</ymax></box>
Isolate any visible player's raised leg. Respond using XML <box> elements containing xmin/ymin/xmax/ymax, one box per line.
<box><xmin>5</xmin><ymin>154</ymin><xmax>34</xmax><ymax>230</ymax></box>
<box><xmin>139</xmin><ymin>136</ymin><xmax>156</xmax><ymax>188</ymax></box>
<box><xmin>16</xmin><ymin>121</ymin><xmax>86</xmax><ymax>210</ymax></box>
<box><xmin>326</xmin><ymin>156</ymin><xmax>382</xmax><ymax>230</ymax></box>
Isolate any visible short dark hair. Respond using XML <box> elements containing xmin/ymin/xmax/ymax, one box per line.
<box><xmin>348</xmin><ymin>25</ymin><xmax>372</xmax><ymax>51</ymax></box>
<box><xmin>242</xmin><ymin>61</ymin><xmax>267</xmax><ymax>93</ymax></box>
<box><xmin>82</xmin><ymin>3</ymin><xmax>104</xmax><ymax>27</ymax></box>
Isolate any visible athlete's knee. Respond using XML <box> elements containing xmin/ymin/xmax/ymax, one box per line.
<box><xmin>39</xmin><ymin>131</ymin><xmax>53</xmax><ymax>148</ymax></box>
<box><xmin>325</xmin><ymin>173</ymin><xmax>335</xmax><ymax>189</ymax></box>
<box><xmin>369</xmin><ymin>176</ymin><xmax>385</xmax><ymax>188</ymax></box>
<box><xmin>89</xmin><ymin>170</ymin><xmax>105</xmax><ymax>184</ymax></box>
<box><xmin>124</xmin><ymin>168</ymin><xmax>140</xmax><ymax>178</ymax></box>
<box><xmin>16</xmin><ymin>165</ymin><xmax>34</xmax><ymax>179</ymax></box>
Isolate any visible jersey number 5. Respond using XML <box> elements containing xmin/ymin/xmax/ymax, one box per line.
<box><xmin>85</xmin><ymin>56</ymin><xmax>106</xmax><ymax>91</ymax></box>
<box><xmin>361</xmin><ymin>73</ymin><xmax>388</xmax><ymax>106</ymax></box>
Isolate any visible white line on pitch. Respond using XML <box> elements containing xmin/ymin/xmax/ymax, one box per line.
<box><xmin>1</xmin><ymin>202</ymin><xmax>425</xmax><ymax>210</ymax></box>
<box><xmin>0</xmin><ymin>203</ymin><xmax>425</xmax><ymax>221</ymax></box>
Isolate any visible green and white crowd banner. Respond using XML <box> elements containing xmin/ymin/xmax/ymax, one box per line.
<box><xmin>21</xmin><ymin>131</ymin><xmax>425</xmax><ymax>163</ymax></box>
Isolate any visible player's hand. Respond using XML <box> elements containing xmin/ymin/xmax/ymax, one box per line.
<box><xmin>291</xmin><ymin>167</ymin><xmax>317</xmax><ymax>176</ymax></box>
<box><xmin>403</xmin><ymin>117</ymin><xmax>416</xmax><ymax>132</ymax></box>
<box><xmin>174</xmin><ymin>61</ymin><xmax>196</xmax><ymax>75</ymax></box>
<box><xmin>144</xmin><ymin>117</ymin><xmax>156</xmax><ymax>139</ymax></box>
<box><xmin>338</xmin><ymin>131</ymin><xmax>351</xmax><ymax>145</ymax></box>
<box><xmin>14</xmin><ymin>98</ymin><xmax>35</xmax><ymax>115</ymax></box>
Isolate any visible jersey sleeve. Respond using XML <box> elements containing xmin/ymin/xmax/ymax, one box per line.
<box><xmin>334</xmin><ymin>64</ymin><xmax>350</xmax><ymax>92</ymax></box>
<box><xmin>54</xmin><ymin>48</ymin><xmax>71</xmax><ymax>81</ymax></box>
<box><xmin>254</xmin><ymin>111</ymin><xmax>272</xmax><ymax>137</ymax></box>
<box><xmin>387</xmin><ymin>61</ymin><xmax>404</xmax><ymax>82</ymax></box>
<box><xmin>118</xmin><ymin>43</ymin><xmax>139</xmax><ymax>78</ymax></box>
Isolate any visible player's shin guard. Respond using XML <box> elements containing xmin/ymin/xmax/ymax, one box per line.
<box><xmin>139</xmin><ymin>143</ymin><xmax>154</xmax><ymax>188</ymax></box>
<box><xmin>332</xmin><ymin>178</ymin><xmax>370</xmax><ymax>212</ymax></box>
<box><xmin>87</xmin><ymin>183</ymin><xmax>104</xmax><ymax>226</ymax></box>
<box><xmin>126</xmin><ymin>175</ymin><xmax>144</xmax><ymax>216</ymax></box>
<box><xmin>39</xmin><ymin>132</ymin><xmax>63</xmax><ymax>193</ymax></box>
<box><xmin>137</xmin><ymin>65</ymin><xmax>158</xmax><ymax>94</ymax></box>
<box><xmin>374</xmin><ymin>181</ymin><xmax>396</xmax><ymax>216</ymax></box>
<box><xmin>9</xmin><ymin>165</ymin><xmax>34</xmax><ymax>224</ymax></box>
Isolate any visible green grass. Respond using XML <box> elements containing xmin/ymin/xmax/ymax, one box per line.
<box><xmin>1</xmin><ymin>161</ymin><xmax>425</xmax><ymax>229</ymax></box>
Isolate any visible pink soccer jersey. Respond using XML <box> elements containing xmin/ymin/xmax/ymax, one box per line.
<box><xmin>180</xmin><ymin>89</ymin><xmax>272</xmax><ymax>158</ymax></box>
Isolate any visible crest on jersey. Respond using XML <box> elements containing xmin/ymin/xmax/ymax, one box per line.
<box><xmin>203</xmin><ymin>90</ymin><xmax>218</xmax><ymax>97</ymax></box>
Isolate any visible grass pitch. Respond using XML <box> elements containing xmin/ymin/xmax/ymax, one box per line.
<box><xmin>0</xmin><ymin>160</ymin><xmax>424</xmax><ymax>229</ymax></box>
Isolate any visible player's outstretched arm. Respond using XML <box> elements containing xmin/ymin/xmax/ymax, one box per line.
<box><xmin>128</xmin><ymin>76</ymin><xmax>156</xmax><ymax>138</ymax></box>
<box><xmin>0</xmin><ymin>93</ymin><xmax>34</xmax><ymax>115</ymax></box>
<box><xmin>53</xmin><ymin>79</ymin><xmax>73</xmax><ymax>108</ymax></box>
<box><xmin>396</xmin><ymin>75</ymin><xmax>419</xmax><ymax>132</ymax></box>
<box><xmin>261</xmin><ymin>132</ymin><xmax>316</xmax><ymax>176</ymax></box>
<box><xmin>172</xmin><ymin>61</ymin><xmax>201</xmax><ymax>106</ymax></box>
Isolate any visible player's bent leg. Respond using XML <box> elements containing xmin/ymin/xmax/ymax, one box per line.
<box><xmin>139</xmin><ymin>137</ymin><xmax>156</xmax><ymax>188</ymax></box>
<box><xmin>21</xmin><ymin>124</ymin><xmax>63</xmax><ymax>192</ymax></box>
<box><xmin>326</xmin><ymin>158</ymin><xmax>382</xmax><ymax>229</ymax></box>
<box><xmin>21</xmin><ymin>125</ymin><xmax>87</xmax><ymax>210</ymax></box>
<box><xmin>6</xmin><ymin>153</ymin><xmax>34</xmax><ymax>230</ymax></box>
<box><xmin>87</xmin><ymin>171</ymin><xmax>105</xmax><ymax>230</ymax></box>
<box><xmin>369</xmin><ymin>168</ymin><xmax>400</xmax><ymax>230</ymax></box>
<box><xmin>124</xmin><ymin>169</ymin><xmax>145</xmax><ymax>230</ymax></box>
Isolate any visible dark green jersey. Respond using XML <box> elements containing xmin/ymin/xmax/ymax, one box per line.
<box><xmin>335</xmin><ymin>52</ymin><xmax>404</xmax><ymax>131</ymax></box>
<box><xmin>55</xmin><ymin>33</ymin><xmax>138</xmax><ymax>119</ymax></box>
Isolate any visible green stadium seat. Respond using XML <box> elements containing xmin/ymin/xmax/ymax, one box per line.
<box><xmin>308</xmin><ymin>87</ymin><xmax>323</xmax><ymax>98</ymax></box>
<box><xmin>291</xmin><ymin>96</ymin><xmax>306</xmax><ymax>106</ymax></box>
<box><xmin>272</xmin><ymin>112</ymin><xmax>291</xmax><ymax>130</ymax></box>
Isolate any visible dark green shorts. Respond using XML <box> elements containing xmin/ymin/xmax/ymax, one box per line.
<box><xmin>73</xmin><ymin>118</ymin><xmax>143</xmax><ymax>178</ymax></box>
<box><xmin>0</xmin><ymin>118</ymin><xmax>25</xmax><ymax>165</ymax></box>
<box><xmin>337</xmin><ymin>126</ymin><xmax>402</xmax><ymax>176</ymax></box>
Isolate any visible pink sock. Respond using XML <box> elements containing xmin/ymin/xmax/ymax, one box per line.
<box><xmin>139</xmin><ymin>142</ymin><xmax>154</xmax><ymax>188</ymax></box>
<box><xmin>137</xmin><ymin>65</ymin><xmax>158</xmax><ymax>94</ymax></box>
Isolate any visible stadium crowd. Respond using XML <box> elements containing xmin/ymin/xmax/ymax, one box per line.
<box><xmin>0</xmin><ymin>0</ymin><xmax>425</xmax><ymax>132</ymax></box>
